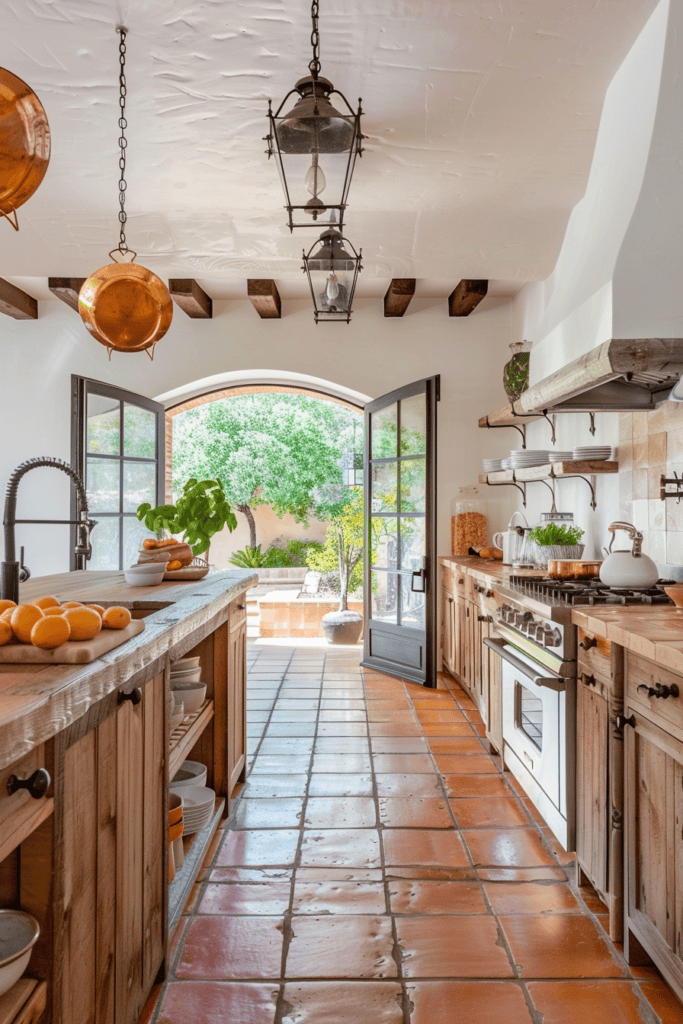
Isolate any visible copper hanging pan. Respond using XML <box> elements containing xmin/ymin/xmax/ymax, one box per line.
<box><xmin>0</xmin><ymin>68</ymin><xmax>51</xmax><ymax>230</ymax></box>
<box><xmin>78</xmin><ymin>257</ymin><xmax>173</xmax><ymax>357</ymax></box>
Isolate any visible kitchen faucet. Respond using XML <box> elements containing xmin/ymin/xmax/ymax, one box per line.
<box><xmin>1</xmin><ymin>457</ymin><xmax>97</xmax><ymax>603</ymax></box>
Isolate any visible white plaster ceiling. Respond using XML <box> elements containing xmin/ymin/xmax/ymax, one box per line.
<box><xmin>0</xmin><ymin>0</ymin><xmax>659</xmax><ymax>292</ymax></box>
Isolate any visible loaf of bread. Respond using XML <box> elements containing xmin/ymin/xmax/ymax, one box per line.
<box><xmin>138</xmin><ymin>542</ymin><xmax>193</xmax><ymax>566</ymax></box>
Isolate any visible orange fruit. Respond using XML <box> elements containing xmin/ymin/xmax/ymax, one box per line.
<box><xmin>32</xmin><ymin>596</ymin><xmax>60</xmax><ymax>610</ymax></box>
<box><xmin>166</xmin><ymin>560</ymin><xmax>182</xmax><ymax>571</ymax></box>
<box><xmin>11</xmin><ymin>604</ymin><xmax>45</xmax><ymax>643</ymax></box>
<box><xmin>43</xmin><ymin>606</ymin><xmax>66</xmax><ymax>617</ymax></box>
<box><xmin>102</xmin><ymin>606</ymin><xmax>132</xmax><ymax>630</ymax></box>
<box><xmin>0</xmin><ymin>599</ymin><xmax>17</xmax><ymax>616</ymax></box>
<box><xmin>85</xmin><ymin>604</ymin><xmax>105</xmax><ymax>618</ymax></box>
<box><xmin>62</xmin><ymin>607</ymin><xmax>102</xmax><ymax>641</ymax></box>
<box><xmin>0</xmin><ymin>608</ymin><xmax>14</xmax><ymax>625</ymax></box>
<box><xmin>31</xmin><ymin>615</ymin><xmax>71</xmax><ymax>650</ymax></box>
<box><xmin>62</xmin><ymin>602</ymin><xmax>82</xmax><ymax>609</ymax></box>
<box><xmin>142</xmin><ymin>538</ymin><xmax>157</xmax><ymax>549</ymax></box>
<box><xmin>0</xmin><ymin>621</ymin><xmax>13</xmax><ymax>646</ymax></box>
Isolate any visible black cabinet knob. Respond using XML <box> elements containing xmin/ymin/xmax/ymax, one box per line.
<box><xmin>616</xmin><ymin>713</ymin><xmax>636</xmax><ymax>731</ymax></box>
<box><xmin>7</xmin><ymin>767</ymin><xmax>50</xmax><ymax>799</ymax></box>
<box><xmin>579</xmin><ymin>636</ymin><xmax>598</xmax><ymax>651</ymax></box>
<box><xmin>119</xmin><ymin>687</ymin><xmax>142</xmax><ymax>705</ymax></box>
<box><xmin>581</xmin><ymin>673</ymin><xmax>596</xmax><ymax>687</ymax></box>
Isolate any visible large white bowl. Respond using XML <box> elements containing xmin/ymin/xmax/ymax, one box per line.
<box><xmin>0</xmin><ymin>910</ymin><xmax>40</xmax><ymax>997</ymax></box>
<box><xmin>170</xmin><ymin>760</ymin><xmax>208</xmax><ymax>790</ymax></box>
<box><xmin>170</xmin><ymin>684</ymin><xmax>206</xmax><ymax>713</ymax></box>
<box><xmin>124</xmin><ymin>564</ymin><xmax>166</xmax><ymax>587</ymax></box>
<box><xmin>170</xmin><ymin>667</ymin><xmax>202</xmax><ymax>683</ymax></box>
<box><xmin>172</xmin><ymin>656</ymin><xmax>201</xmax><ymax>670</ymax></box>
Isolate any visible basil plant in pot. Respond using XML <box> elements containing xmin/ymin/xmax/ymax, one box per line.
<box><xmin>137</xmin><ymin>478</ymin><xmax>237</xmax><ymax>557</ymax></box>
<box><xmin>527</xmin><ymin>522</ymin><xmax>585</xmax><ymax>568</ymax></box>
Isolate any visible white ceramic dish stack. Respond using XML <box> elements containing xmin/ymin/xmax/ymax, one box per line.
<box><xmin>180</xmin><ymin>786</ymin><xmax>215</xmax><ymax>835</ymax></box>
<box><xmin>548</xmin><ymin>451</ymin><xmax>573</xmax><ymax>463</ymax></box>
<box><xmin>483</xmin><ymin>459</ymin><xmax>505</xmax><ymax>473</ymax></box>
<box><xmin>572</xmin><ymin>446</ymin><xmax>612</xmax><ymax>461</ymax></box>
<box><xmin>170</xmin><ymin>659</ymin><xmax>206</xmax><ymax>714</ymax></box>
<box><xmin>170</xmin><ymin>760</ymin><xmax>208</xmax><ymax>791</ymax></box>
<box><xmin>0</xmin><ymin>910</ymin><xmax>40</xmax><ymax>996</ymax></box>
<box><xmin>509</xmin><ymin>449</ymin><xmax>550</xmax><ymax>468</ymax></box>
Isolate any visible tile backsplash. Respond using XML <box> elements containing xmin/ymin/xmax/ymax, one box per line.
<box><xmin>619</xmin><ymin>404</ymin><xmax>683</xmax><ymax>579</ymax></box>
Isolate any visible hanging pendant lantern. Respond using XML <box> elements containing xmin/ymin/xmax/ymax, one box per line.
<box><xmin>0</xmin><ymin>68</ymin><xmax>51</xmax><ymax>231</ymax></box>
<box><xmin>266</xmin><ymin>0</ymin><xmax>363</xmax><ymax>232</ymax></box>
<box><xmin>302</xmin><ymin>223</ymin><xmax>362</xmax><ymax>323</ymax></box>
<box><xmin>79</xmin><ymin>28</ymin><xmax>172</xmax><ymax>359</ymax></box>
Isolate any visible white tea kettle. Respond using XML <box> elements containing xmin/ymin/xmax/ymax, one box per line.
<box><xmin>599</xmin><ymin>522</ymin><xmax>659</xmax><ymax>589</ymax></box>
<box><xmin>493</xmin><ymin>511</ymin><xmax>528</xmax><ymax>565</ymax></box>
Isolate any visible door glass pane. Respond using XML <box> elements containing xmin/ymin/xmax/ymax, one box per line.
<box><xmin>123</xmin><ymin>461</ymin><xmax>157</xmax><ymax>513</ymax></box>
<box><xmin>400</xmin><ymin>393</ymin><xmax>426</xmax><ymax>455</ymax></box>
<box><xmin>87</xmin><ymin>394</ymin><xmax>119</xmax><ymax>455</ymax></box>
<box><xmin>123</xmin><ymin>516</ymin><xmax>152</xmax><ymax>568</ymax></box>
<box><xmin>89</xmin><ymin>517</ymin><xmax>120</xmax><ymax>570</ymax></box>
<box><xmin>86</xmin><ymin>457</ymin><xmax>120</xmax><ymax>513</ymax></box>
<box><xmin>371</xmin><ymin>570</ymin><xmax>398</xmax><ymax>623</ymax></box>
<box><xmin>400</xmin><ymin>517</ymin><xmax>424</xmax><ymax>571</ymax></box>
<box><xmin>400</xmin><ymin>574</ymin><xmax>425</xmax><ymax>629</ymax></box>
<box><xmin>371</xmin><ymin>519</ymin><xmax>398</xmax><ymax>569</ymax></box>
<box><xmin>371</xmin><ymin>404</ymin><xmax>398</xmax><ymax>459</ymax></box>
<box><xmin>400</xmin><ymin>458</ymin><xmax>425</xmax><ymax>513</ymax></box>
<box><xmin>517</xmin><ymin>682</ymin><xmax>543</xmax><ymax>750</ymax></box>
<box><xmin>372</xmin><ymin>462</ymin><xmax>397</xmax><ymax>512</ymax></box>
<box><xmin>124</xmin><ymin>403</ymin><xmax>157</xmax><ymax>459</ymax></box>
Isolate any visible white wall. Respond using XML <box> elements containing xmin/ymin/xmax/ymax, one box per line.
<box><xmin>210</xmin><ymin>505</ymin><xmax>328</xmax><ymax>569</ymax></box>
<box><xmin>0</xmin><ymin>296</ymin><xmax>517</xmax><ymax>578</ymax></box>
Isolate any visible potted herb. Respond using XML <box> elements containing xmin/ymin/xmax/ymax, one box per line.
<box><xmin>527</xmin><ymin>522</ymin><xmax>585</xmax><ymax>566</ymax></box>
<box><xmin>137</xmin><ymin>478</ymin><xmax>237</xmax><ymax>556</ymax></box>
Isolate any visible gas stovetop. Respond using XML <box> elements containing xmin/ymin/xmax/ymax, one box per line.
<box><xmin>508</xmin><ymin>575</ymin><xmax>676</xmax><ymax>607</ymax></box>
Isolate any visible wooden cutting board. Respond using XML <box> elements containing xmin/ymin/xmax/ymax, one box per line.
<box><xmin>0</xmin><ymin>619</ymin><xmax>145</xmax><ymax>664</ymax></box>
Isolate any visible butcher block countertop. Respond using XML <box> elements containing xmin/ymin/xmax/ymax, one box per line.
<box><xmin>439</xmin><ymin>555</ymin><xmax>541</xmax><ymax>583</ymax></box>
<box><xmin>571</xmin><ymin>605</ymin><xmax>683</xmax><ymax>674</ymax></box>
<box><xmin>0</xmin><ymin>568</ymin><xmax>257</xmax><ymax>769</ymax></box>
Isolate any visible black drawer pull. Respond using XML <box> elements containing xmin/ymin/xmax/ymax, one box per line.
<box><xmin>579</xmin><ymin>636</ymin><xmax>597</xmax><ymax>651</ymax></box>
<box><xmin>581</xmin><ymin>673</ymin><xmax>597</xmax><ymax>687</ymax></box>
<box><xmin>7</xmin><ymin>768</ymin><xmax>50</xmax><ymax>799</ymax></box>
<box><xmin>616</xmin><ymin>713</ymin><xmax>636</xmax><ymax>731</ymax></box>
<box><xmin>119</xmin><ymin>687</ymin><xmax>142</xmax><ymax>705</ymax></box>
<box><xmin>637</xmin><ymin>682</ymin><xmax>679</xmax><ymax>700</ymax></box>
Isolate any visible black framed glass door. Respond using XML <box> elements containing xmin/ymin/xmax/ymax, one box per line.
<box><xmin>361</xmin><ymin>375</ymin><xmax>439</xmax><ymax>686</ymax></box>
<box><xmin>71</xmin><ymin>376</ymin><xmax>165</xmax><ymax>570</ymax></box>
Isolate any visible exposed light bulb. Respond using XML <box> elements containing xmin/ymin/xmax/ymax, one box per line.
<box><xmin>304</xmin><ymin>156</ymin><xmax>327</xmax><ymax>198</ymax></box>
<box><xmin>325</xmin><ymin>272</ymin><xmax>340</xmax><ymax>302</ymax></box>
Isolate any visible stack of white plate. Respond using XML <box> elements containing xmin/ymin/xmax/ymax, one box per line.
<box><xmin>483</xmin><ymin>459</ymin><xmax>505</xmax><ymax>473</ymax></box>
<box><xmin>510</xmin><ymin>449</ymin><xmax>550</xmax><ymax>468</ymax></box>
<box><xmin>181</xmin><ymin>786</ymin><xmax>215</xmax><ymax>835</ymax></box>
<box><xmin>501</xmin><ymin>457</ymin><xmax>513</xmax><ymax>469</ymax></box>
<box><xmin>572</xmin><ymin>446</ymin><xmax>612</xmax><ymax>461</ymax></box>
<box><xmin>549</xmin><ymin>451</ymin><xmax>573</xmax><ymax>463</ymax></box>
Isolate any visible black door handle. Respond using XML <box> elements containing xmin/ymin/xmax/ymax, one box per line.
<box><xmin>7</xmin><ymin>767</ymin><xmax>50</xmax><ymax>799</ymax></box>
<box><xmin>411</xmin><ymin>557</ymin><xmax>427</xmax><ymax>593</ymax></box>
<box><xmin>119</xmin><ymin>687</ymin><xmax>142</xmax><ymax>705</ymax></box>
<box><xmin>637</xmin><ymin>682</ymin><xmax>679</xmax><ymax>700</ymax></box>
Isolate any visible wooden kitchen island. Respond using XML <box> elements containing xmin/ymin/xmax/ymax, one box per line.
<box><xmin>0</xmin><ymin>569</ymin><xmax>256</xmax><ymax>1024</ymax></box>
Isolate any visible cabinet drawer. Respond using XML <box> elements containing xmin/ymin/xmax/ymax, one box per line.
<box><xmin>230</xmin><ymin>597</ymin><xmax>248</xmax><ymax>627</ymax></box>
<box><xmin>577</xmin><ymin>628</ymin><xmax>612</xmax><ymax>680</ymax></box>
<box><xmin>626</xmin><ymin>652</ymin><xmax>683</xmax><ymax>737</ymax></box>
<box><xmin>578</xmin><ymin>668</ymin><xmax>611</xmax><ymax>701</ymax></box>
<box><xmin>441</xmin><ymin>565</ymin><xmax>453</xmax><ymax>590</ymax></box>
<box><xmin>465</xmin><ymin>574</ymin><xmax>478</xmax><ymax>602</ymax></box>
<box><xmin>0</xmin><ymin>744</ymin><xmax>51</xmax><ymax>861</ymax></box>
<box><xmin>453</xmin><ymin>570</ymin><xmax>467</xmax><ymax>596</ymax></box>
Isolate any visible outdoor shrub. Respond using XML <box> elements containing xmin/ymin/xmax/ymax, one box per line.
<box><xmin>287</xmin><ymin>539</ymin><xmax>324</xmax><ymax>566</ymax></box>
<box><xmin>263</xmin><ymin>546</ymin><xmax>294</xmax><ymax>568</ymax></box>
<box><xmin>229</xmin><ymin>545</ymin><xmax>267</xmax><ymax>568</ymax></box>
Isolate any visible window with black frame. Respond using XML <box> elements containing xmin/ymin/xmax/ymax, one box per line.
<box><xmin>71</xmin><ymin>377</ymin><xmax>165</xmax><ymax>571</ymax></box>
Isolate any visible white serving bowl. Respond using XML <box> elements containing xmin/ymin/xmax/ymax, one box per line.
<box><xmin>124</xmin><ymin>564</ymin><xmax>166</xmax><ymax>587</ymax></box>
<box><xmin>170</xmin><ymin>684</ymin><xmax>206</xmax><ymax>714</ymax></box>
<box><xmin>171</xmin><ymin>678</ymin><xmax>204</xmax><ymax>691</ymax></box>
<box><xmin>170</xmin><ymin>760</ymin><xmax>208</xmax><ymax>790</ymax></box>
<box><xmin>170</xmin><ymin>667</ymin><xmax>202</xmax><ymax>683</ymax></box>
<box><xmin>0</xmin><ymin>910</ymin><xmax>40</xmax><ymax>997</ymax></box>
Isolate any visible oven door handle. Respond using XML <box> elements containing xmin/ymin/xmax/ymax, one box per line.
<box><xmin>483</xmin><ymin>637</ymin><xmax>566</xmax><ymax>692</ymax></box>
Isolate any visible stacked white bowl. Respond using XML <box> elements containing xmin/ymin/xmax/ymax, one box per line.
<box><xmin>181</xmin><ymin>786</ymin><xmax>215</xmax><ymax>835</ymax></box>
<box><xmin>170</xmin><ymin>657</ymin><xmax>206</xmax><ymax>714</ymax></box>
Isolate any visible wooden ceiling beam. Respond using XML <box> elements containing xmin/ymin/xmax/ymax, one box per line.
<box><xmin>248</xmin><ymin>279</ymin><xmax>281</xmax><ymax>319</ymax></box>
<box><xmin>48</xmin><ymin>278</ymin><xmax>86</xmax><ymax>312</ymax></box>
<box><xmin>448</xmin><ymin>279</ymin><xmax>488</xmax><ymax>317</ymax></box>
<box><xmin>168</xmin><ymin>279</ymin><xmax>213</xmax><ymax>319</ymax></box>
<box><xmin>384</xmin><ymin>278</ymin><xmax>416</xmax><ymax>317</ymax></box>
<box><xmin>0</xmin><ymin>278</ymin><xmax>37</xmax><ymax>320</ymax></box>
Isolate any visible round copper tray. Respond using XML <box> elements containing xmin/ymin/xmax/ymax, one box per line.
<box><xmin>78</xmin><ymin>263</ymin><xmax>173</xmax><ymax>353</ymax></box>
<box><xmin>0</xmin><ymin>68</ymin><xmax>51</xmax><ymax>228</ymax></box>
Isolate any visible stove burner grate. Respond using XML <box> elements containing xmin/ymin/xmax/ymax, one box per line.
<box><xmin>509</xmin><ymin>575</ymin><xmax>676</xmax><ymax>606</ymax></box>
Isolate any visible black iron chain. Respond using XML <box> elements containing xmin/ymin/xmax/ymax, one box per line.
<box><xmin>309</xmin><ymin>0</ymin><xmax>321</xmax><ymax>78</ymax></box>
<box><xmin>117</xmin><ymin>27</ymin><xmax>128</xmax><ymax>252</ymax></box>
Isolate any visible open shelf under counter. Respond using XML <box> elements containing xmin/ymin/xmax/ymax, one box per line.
<box><xmin>0</xmin><ymin>979</ymin><xmax>47</xmax><ymax>1024</ymax></box>
<box><xmin>169</xmin><ymin>699</ymin><xmax>214</xmax><ymax>780</ymax></box>
<box><xmin>168</xmin><ymin>796</ymin><xmax>225</xmax><ymax>936</ymax></box>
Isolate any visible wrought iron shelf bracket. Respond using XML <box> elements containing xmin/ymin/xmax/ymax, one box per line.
<box><xmin>482</xmin><ymin>416</ymin><xmax>528</xmax><ymax>449</ymax></box>
<box><xmin>540</xmin><ymin>410</ymin><xmax>557</xmax><ymax>445</ymax></box>
<box><xmin>484</xmin><ymin>472</ymin><xmax>527</xmax><ymax>507</ymax></box>
<box><xmin>554</xmin><ymin>472</ymin><xmax>598</xmax><ymax>511</ymax></box>
<box><xmin>660</xmin><ymin>472</ymin><xmax>683</xmax><ymax>504</ymax></box>
<box><xmin>482</xmin><ymin>469</ymin><xmax>602</xmax><ymax>511</ymax></box>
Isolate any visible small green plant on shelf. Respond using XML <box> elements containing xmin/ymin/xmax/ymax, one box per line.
<box><xmin>137</xmin><ymin>478</ymin><xmax>237</xmax><ymax>556</ymax></box>
<box><xmin>528</xmin><ymin>523</ymin><xmax>585</xmax><ymax>547</ymax></box>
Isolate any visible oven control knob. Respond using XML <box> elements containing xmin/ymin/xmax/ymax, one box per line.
<box><xmin>533</xmin><ymin>624</ymin><xmax>545</xmax><ymax>641</ymax></box>
<box><xmin>544</xmin><ymin>628</ymin><xmax>562</xmax><ymax>647</ymax></box>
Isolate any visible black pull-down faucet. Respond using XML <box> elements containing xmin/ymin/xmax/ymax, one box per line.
<box><xmin>1</xmin><ymin>457</ymin><xmax>97</xmax><ymax>603</ymax></box>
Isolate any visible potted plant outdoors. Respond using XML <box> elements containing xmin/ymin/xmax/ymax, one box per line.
<box><xmin>137</xmin><ymin>477</ymin><xmax>238</xmax><ymax>559</ymax></box>
<box><xmin>527</xmin><ymin>522</ymin><xmax>585</xmax><ymax>568</ymax></box>
<box><xmin>309</xmin><ymin>489</ymin><xmax>364</xmax><ymax>645</ymax></box>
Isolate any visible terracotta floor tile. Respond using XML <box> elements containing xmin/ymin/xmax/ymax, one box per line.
<box><xmin>307</xmin><ymin>774</ymin><xmax>374</xmax><ymax>797</ymax></box>
<box><xmin>541</xmin><ymin>827</ymin><xmax>576</xmax><ymax>866</ymax></box>
<box><xmin>375</xmin><ymin>773</ymin><xmax>444</xmax><ymax>798</ymax></box>
<box><xmin>389</xmin><ymin>879</ymin><xmax>488</xmax><ymax>915</ymax></box>
<box><xmin>300</xmin><ymin>829</ymin><xmax>382</xmax><ymax>868</ymax></box>
<box><xmin>318</xmin><ymin>710</ymin><xmax>367</xmax><ymax>722</ymax></box>
<box><xmin>311</xmin><ymin>754</ymin><xmax>372</xmax><ymax>773</ymax></box>
<box><xmin>232</xmin><ymin>798</ymin><xmax>304</xmax><ymax>829</ymax></box>
<box><xmin>441</xmin><ymin>774</ymin><xmax>513</xmax><ymax>798</ymax></box>
<box><xmin>316</xmin><ymin>723</ymin><xmax>368</xmax><ymax>736</ymax></box>
<box><xmin>415</xmin><ymin>710</ymin><xmax>467</xmax><ymax>723</ymax></box>
<box><xmin>371</xmin><ymin>737</ymin><xmax>429</xmax><ymax>753</ymax></box>
<box><xmin>373</xmin><ymin>753</ymin><xmax>435</xmax><ymax>773</ymax></box>
<box><xmin>369</xmin><ymin>723</ymin><xmax>423</xmax><ymax>737</ymax></box>
<box><xmin>156</xmin><ymin>981</ymin><xmax>279</xmax><ymax>1024</ymax></box>
<box><xmin>428</xmin><ymin>736</ymin><xmax>484</xmax><ymax>754</ymax></box>
<box><xmin>270</xmin><ymin>711</ymin><xmax>318</xmax><ymax>722</ymax></box>
<box><xmin>478</xmin><ymin>866</ymin><xmax>568</xmax><ymax>882</ymax></box>
<box><xmin>217</xmin><ymin>829</ymin><xmax>300</xmax><ymax>867</ymax></box>
<box><xmin>285</xmin><ymin>916</ymin><xmax>397</xmax><ymax>978</ymax></box>
<box><xmin>199</xmin><ymin>882</ymin><xmax>292</xmax><ymax>916</ymax></box>
<box><xmin>396</xmin><ymin>915</ymin><xmax>514</xmax><ymax>978</ymax></box>
<box><xmin>387</xmin><ymin>866</ymin><xmax>476</xmax><ymax>880</ymax></box>
<box><xmin>295</xmin><ymin>867</ymin><xmax>383</xmax><ymax>882</ymax></box>
<box><xmin>292</xmin><ymin>881</ymin><xmax>386</xmax><ymax>915</ymax></box>
<box><xmin>382</xmin><ymin>829</ymin><xmax>470</xmax><ymax>867</ymax></box>
<box><xmin>639</xmin><ymin>980</ymin><xmax>683</xmax><ymax>1024</ymax></box>
<box><xmin>412</xmin><ymin>697</ymin><xmax>457</xmax><ymax>708</ymax></box>
<box><xmin>209</xmin><ymin>866</ymin><xmax>293</xmax><ymax>882</ymax></box>
<box><xmin>264</xmin><ymin>723</ymin><xmax>317</xmax><ymax>736</ymax></box>
<box><xmin>484</xmin><ymin>882</ymin><xmax>581</xmax><ymax>915</ymax></box>
<box><xmin>419</xmin><ymin>723</ymin><xmax>476</xmax><ymax>736</ymax></box>
<box><xmin>280</xmin><ymin>982</ymin><xmax>403</xmax><ymax>1023</ymax></box>
<box><xmin>177</xmin><ymin>916</ymin><xmax>284</xmax><ymax>979</ymax></box>
<box><xmin>319</xmin><ymin>698</ymin><xmax>365</xmax><ymax>709</ymax></box>
<box><xmin>251</xmin><ymin>755</ymin><xmax>311</xmax><ymax>773</ymax></box>
<box><xmin>379</xmin><ymin>797</ymin><xmax>453</xmax><ymax>829</ymax></box>
<box><xmin>435</xmin><ymin>754</ymin><xmax>500</xmax><ymax>775</ymax></box>
<box><xmin>367</xmin><ymin>710</ymin><xmax>418</xmax><ymax>723</ymax></box>
<box><xmin>501</xmin><ymin>915</ymin><xmax>625</xmax><ymax>977</ymax></box>
<box><xmin>314</xmin><ymin>737</ymin><xmax>370</xmax><ymax>753</ymax></box>
<box><xmin>406</xmin><ymin>981</ymin><xmax>533</xmax><ymax>1023</ymax></box>
<box><xmin>450</xmin><ymin>797</ymin><xmax>530</xmax><ymax>829</ymax></box>
<box><xmin>258</xmin><ymin>739</ymin><xmax>315</xmax><ymax>755</ymax></box>
<box><xmin>527</xmin><ymin>981</ymin><xmax>645</xmax><ymax>1022</ymax></box>
<box><xmin>304</xmin><ymin>797</ymin><xmax>377</xmax><ymax>828</ymax></box>
<box><xmin>463</xmin><ymin>829</ymin><xmax>557</xmax><ymax>868</ymax></box>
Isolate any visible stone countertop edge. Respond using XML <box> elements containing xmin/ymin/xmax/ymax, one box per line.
<box><xmin>0</xmin><ymin>570</ymin><xmax>257</xmax><ymax>770</ymax></box>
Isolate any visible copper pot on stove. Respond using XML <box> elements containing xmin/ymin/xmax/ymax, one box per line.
<box><xmin>547</xmin><ymin>558</ymin><xmax>602</xmax><ymax>581</ymax></box>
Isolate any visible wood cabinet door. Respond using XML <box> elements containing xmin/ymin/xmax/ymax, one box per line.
<box><xmin>486</xmin><ymin>636</ymin><xmax>503</xmax><ymax>753</ymax></box>
<box><xmin>625</xmin><ymin>710</ymin><xmax>683</xmax><ymax>997</ymax></box>
<box><xmin>576</xmin><ymin>679</ymin><xmax>609</xmax><ymax>896</ymax></box>
<box><xmin>441</xmin><ymin>588</ymin><xmax>453</xmax><ymax>674</ymax></box>
<box><xmin>228</xmin><ymin>608</ymin><xmax>247</xmax><ymax>796</ymax></box>
<box><xmin>454</xmin><ymin>594</ymin><xmax>466</xmax><ymax>681</ymax></box>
